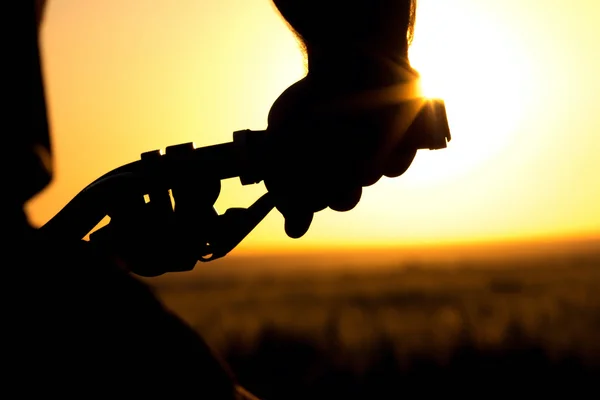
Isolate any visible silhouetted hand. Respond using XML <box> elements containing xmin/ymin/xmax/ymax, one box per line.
<box><xmin>90</xmin><ymin>172</ymin><xmax>221</xmax><ymax>277</ymax></box>
<box><xmin>263</xmin><ymin>76</ymin><xmax>421</xmax><ymax>239</ymax></box>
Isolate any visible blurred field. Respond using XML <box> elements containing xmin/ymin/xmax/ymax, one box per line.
<box><xmin>147</xmin><ymin>239</ymin><xmax>600</xmax><ymax>398</ymax></box>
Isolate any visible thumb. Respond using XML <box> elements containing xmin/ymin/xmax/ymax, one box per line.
<box><xmin>283</xmin><ymin>211</ymin><xmax>313</xmax><ymax>239</ymax></box>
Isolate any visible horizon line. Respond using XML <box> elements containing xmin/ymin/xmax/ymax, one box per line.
<box><xmin>231</xmin><ymin>231</ymin><xmax>600</xmax><ymax>258</ymax></box>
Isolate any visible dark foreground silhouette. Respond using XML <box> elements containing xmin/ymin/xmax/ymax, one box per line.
<box><xmin>150</xmin><ymin>249</ymin><xmax>600</xmax><ymax>398</ymax></box>
<box><xmin>225</xmin><ymin>325</ymin><xmax>600</xmax><ymax>399</ymax></box>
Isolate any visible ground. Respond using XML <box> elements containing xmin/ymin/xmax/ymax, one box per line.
<box><xmin>147</xmin><ymin>243</ymin><xmax>600</xmax><ymax>398</ymax></box>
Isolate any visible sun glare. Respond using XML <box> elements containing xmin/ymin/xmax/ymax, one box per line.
<box><xmin>405</xmin><ymin>0</ymin><xmax>532</xmax><ymax>186</ymax></box>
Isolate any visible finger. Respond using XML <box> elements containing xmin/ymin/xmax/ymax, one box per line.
<box><xmin>353</xmin><ymin>151</ymin><xmax>384</xmax><ymax>187</ymax></box>
<box><xmin>360</xmin><ymin>169</ymin><xmax>383</xmax><ymax>187</ymax></box>
<box><xmin>309</xmin><ymin>192</ymin><xmax>329</xmax><ymax>213</ymax></box>
<box><xmin>283</xmin><ymin>211</ymin><xmax>313</xmax><ymax>239</ymax></box>
<box><xmin>329</xmin><ymin>185</ymin><xmax>362</xmax><ymax>212</ymax></box>
<box><xmin>383</xmin><ymin>147</ymin><xmax>417</xmax><ymax>178</ymax></box>
<box><xmin>268</xmin><ymin>188</ymin><xmax>313</xmax><ymax>239</ymax></box>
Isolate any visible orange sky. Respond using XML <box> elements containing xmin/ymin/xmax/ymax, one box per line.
<box><xmin>28</xmin><ymin>0</ymin><xmax>600</xmax><ymax>254</ymax></box>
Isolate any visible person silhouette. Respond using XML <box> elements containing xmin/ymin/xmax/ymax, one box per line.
<box><xmin>21</xmin><ymin>1</ymin><xmax>258</xmax><ymax>398</ymax></box>
<box><xmin>18</xmin><ymin>0</ymin><xmax>428</xmax><ymax>397</ymax></box>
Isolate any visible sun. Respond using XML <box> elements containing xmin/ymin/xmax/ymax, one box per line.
<box><xmin>403</xmin><ymin>0</ymin><xmax>532</xmax><ymax>186</ymax></box>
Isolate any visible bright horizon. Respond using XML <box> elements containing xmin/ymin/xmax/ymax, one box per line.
<box><xmin>28</xmin><ymin>0</ymin><xmax>600</xmax><ymax>254</ymax></box>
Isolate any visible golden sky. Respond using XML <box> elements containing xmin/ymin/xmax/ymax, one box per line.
<box><xmin>28</xmin><ymin>0</ymin><xmax>600</xmax><ymax>254</ymax></box>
